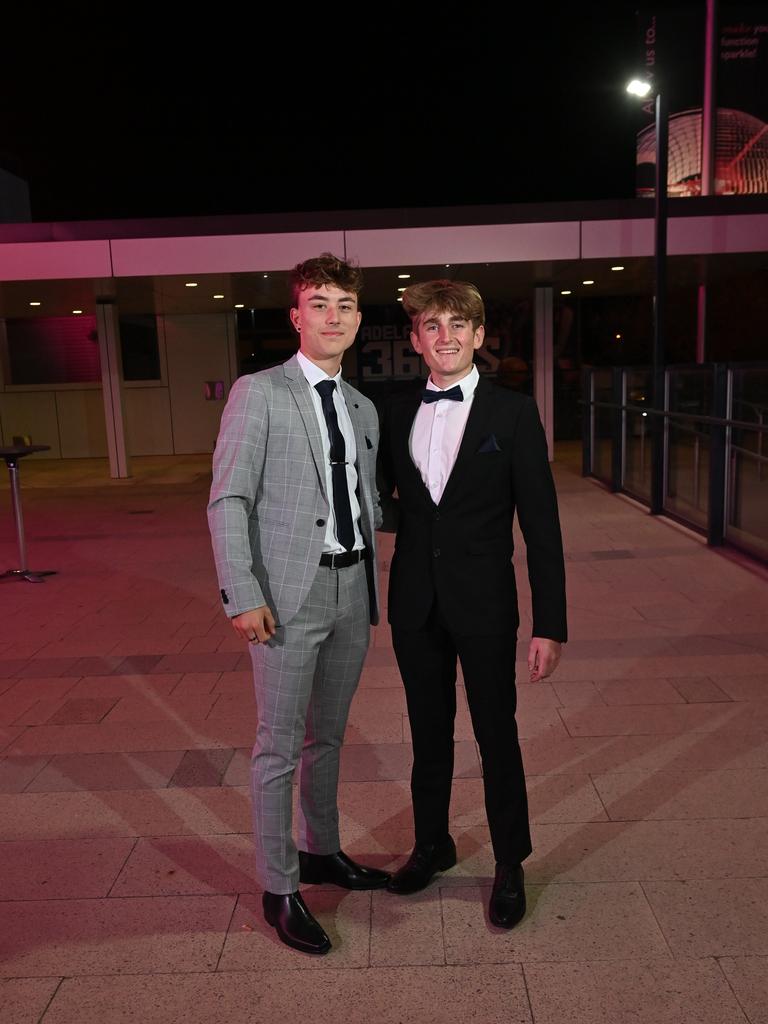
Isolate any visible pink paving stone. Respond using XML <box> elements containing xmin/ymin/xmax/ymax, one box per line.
<box><xmin>719</xmin><ymin>957</ymin><xmax>768</xmax><ymax>1024</ymax></box>
<box><xmin>103</xmin><ymin>695</ymin><xmax>218</xmax><ymax>723</ymax></box>
<box><xmin>44</xmin><ymin>697</ymin><xmax>118</xmax><ymax>725</ymax></box>
<box><xmin>111</xmin><ymin>834</ymin><xmax>257</xmax><ymax>897</ymax></box>
<box><xmin>42</xmin><ymin>966</ymin><xmax>529</xmax><ymax>1024</ymax></box>
<box><xmin>180</xmin><ymin>636</ymin><xmax>223</xmax><ymax>654</ymax></box>
<box><xmin>550</xmin><ymin>681</ymin><xmax>605</xmax><ymax>706</ymax></box>
<box><xmin>591</xmin><ymin>768</ymin><xmax>768</xmax><ymax>820</ymax></box>
<box><xmin>643</xmin><ymin>878</ymin><xmax>768</xmax><ymax>957</ymax></box>
<box><xmin>0</xmin><ymin>661</ymin><xmax>33</xmax><ymax>679</ymax></box>
<box><xmin>25</xmin><ymin>751</ymin><xmax>184</xmax><ymax>792</ymax></box>
<box><xmin>15</xmin><ymin>658</ymin><xmax>80</xmax><ymax>678</ymax></box>
<box><xmin>709</xmin><ymin>674</ymin><xmax>768</xmax><ymax>700</ymax></box>
<box><xmin>370</xmin><ymin>889</ymin><xmax>446</xmax><ymax>966</ymax></box>
<box><xmin>524</xmin><ymin>958</ymin><xmax>748</xmax><ymax>1024</ymax></box>
<box><xmin>5</xmin><ymin>719</ymin><xmax>257</xmax><ymax>756</ymax></box>
<box><xmin>594</xmin><ymin>677</ymin><xmax>687</xmax><ymax>705</ymax></box>
<box><xmin>168</xmin><ymin>749</ymin><xmax>235</xmax><ymax>787</ymax></box>
<box><xmin>559</xmin><ymin>701</ymin><xmax>768</xmax><ymax>737</ymax></box>
<box><xmin>0</xmin><ymin>727</ymin><xmax>22</xmax><ymax>754</ymax></box>
<box><xmin>0</xmin><ymin>895</ymin><xmax>236</xmax><ymax>977</ymax></box>
<box><xmin>0</xmin><ymin>755</ymin><xmax>50</xmax><ymax>793</ymax></box>
<box><xmin>204</xmin><ymin>695</ymin><xmax>256</xmax><ymax>720</ymax></box>
<box><xmin>65</xmin><ymin>674</ymin><xmax>181</xmax><ymax>698</ymax></box>
<box><xmin>440</xmin><ymin>882</ymin><xmax>669</xmax><ymax>964</ymax></box>
<box><xmin>69</xmin><ymin>656</ymin><xmax>130</xmax><ymax>676</ymax></box>
<box><xmin>0</xmin><ymin>787</ymin><xmax>251</xmax><ymax>841</ymax></box>
<box><xmin>668</xmin><ymin>676</ymin><xmax>733</xmax><ymax>702</ymax></box>
<box><xmin>0</xmin><ymin>837</ymin><xmax>135</xmax><ymax>899</ymax></box>
<box><xmin>169</xmin><ymin>673</ymin><xmax>221</xmax><ymax>696</ymax></box>
<box><xmin>151</xmin><ymin>653</ymin><xmax>242</xmax><ymax>674</ymax></box>
<box><xmin>0</xmin><ymin>978</ymin><xmax>62</xmax><ymax>1024</ymax></box>
<box><xmin>527</xmin><ymin>818</ymin><xmax>768</xmax><ymax>883</ymax></box>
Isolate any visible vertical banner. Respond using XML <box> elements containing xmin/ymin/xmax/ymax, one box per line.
<box><xmin>635</xmin><ymin>8</ymin><xmax>705</xmax><ymax>196</ymax></box>
<box><xmin>716</xmin><ymin>6</ymin><xmax>768</xmax><ymax>193</ymax></box>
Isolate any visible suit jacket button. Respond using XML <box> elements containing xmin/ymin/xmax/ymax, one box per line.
<box><xmin>316</xmin><ymin>519</ymin><xmax>325</xmax><ymax>527</ymax></box>
<box><xmin>433</xmin><ymin>548</ymin><xmax>441</xmax><ymax>557</ymax></box>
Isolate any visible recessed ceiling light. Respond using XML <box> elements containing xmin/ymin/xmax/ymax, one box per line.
<box><xmin>397</xmin><ymin>297</ymin><xmax>403</xmax><ymax>302</ymax></box>
<box><xmin>30</xmin><ymin>301</ymin><xmax>41</xmax><ymax>306</ymax></box>
<box><xmin>397</xmin><ymin>273</ymin><xmax>411</xmax><ymax>279</ymax></box>
<box><xmin>185</xmin><ymin>282</ymin><xmax>198</xmax><ymax>288</ymax></box>
<box><xmin>611</xmin><ymin>266</ymin><xmax>625</xmax><ymax>271</ymax></box>
<box><xmin>397</xmin><ymin>287</ymin><xmax>406</xmax><ymax>292</ymax></box>
<box><xmin>615</xmin><ymin>333</ymin><xmax>623</xmax><ymax>339</ymax></box>
<box><xmin>72</xmin><ymin>309</ymin><xmax>83</xmax><ymax>314</ymax></box>
<box><xmin>234</xmin><ymin>303</ymin><xmax>245</xmax><ymax>309</ymax></box>
<box><xmin>583</xmin><ymin>280</ymin><xmax>595</xmax><ymax>285</ymax></box>
<box><xmin>213</xmin><ymin>294</ymin><xmax>224</xmax><ymax>299</ymax></box>
<box><xmin>445</xmin><ymin>264</ymin><xmax>451</xmax><ymax>268</ymax></box>
<box><xmin>560</xmin><ymin>290</ymin><xmax>572</xmax><ymax>296</ymax></box>
<box><xmin>263</xmin><ymin>274</ymin><xmax>268</xmax><ymax>278</ymax></box>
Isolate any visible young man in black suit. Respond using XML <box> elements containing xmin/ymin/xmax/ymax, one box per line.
<box><xmin>379</xmin><ymin>279</ymin><xmax>567</xmax><ymax>928</ymax></box>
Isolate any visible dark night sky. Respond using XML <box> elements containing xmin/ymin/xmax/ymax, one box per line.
<box><xmin>1</xmin><ymin>3</ymin><xmax>698</xmax><ymax>222</ymax></box>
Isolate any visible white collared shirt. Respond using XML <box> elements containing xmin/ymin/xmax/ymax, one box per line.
<box><xmin>297</xmin><ymin>351</ymin><xmax>364</xmax><ymax>553</ymax></box>
<box><xmin>409</xmin><ymin>364</ymin><xmax>479</xmax><ymax>504</ymax></box>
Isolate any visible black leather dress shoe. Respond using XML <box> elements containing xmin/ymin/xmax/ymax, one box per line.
<box><xmin>488</xmin><ymin>863</ymin><xmax>526</xmax><ymax>929</ymax></box>
<box><xmin>386</xmin><ymin>836</ymin><xmax>457</xmax><ymax>894</ymax></box>
<box><xmin>298</xmin><ymin>850</ymin><xmax>390</xmax><ymax>890</ymax></box>
<box><xmin>262</xmin><ymin>891</ymin><xmax>331</xmax><ymax>955</ymax></box>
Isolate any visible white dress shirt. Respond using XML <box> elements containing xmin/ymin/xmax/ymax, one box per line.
<box><xmin>297</xmin><ymin>351</ymin><xmax>364</xmax><ymax>553</ymax></box>
<box><xmin>409</xmin><ymin>365</ymin><xmax>480</xmax><ymax>504</ymax></box>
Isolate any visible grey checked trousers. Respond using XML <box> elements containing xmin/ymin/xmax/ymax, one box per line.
<box><xmin>248</xmin><ymin>560</ymin><xmax>369</xmax><ymax>893</ymax></box>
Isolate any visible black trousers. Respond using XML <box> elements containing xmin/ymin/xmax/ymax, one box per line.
<box><xmin>392</xmin><ymin>603</ymin><xmax>532</xmax><ymax>866</ymax></box>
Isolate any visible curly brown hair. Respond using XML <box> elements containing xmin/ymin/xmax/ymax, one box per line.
<box><xmin>290</xmin><ymin>253</ymin><xmax>363</xmax><ymax>308</ymax></box>
<box><xmin>402</xmin><ymin>279</ymin><xmax>485</xmax><ymax>331</ymax></box>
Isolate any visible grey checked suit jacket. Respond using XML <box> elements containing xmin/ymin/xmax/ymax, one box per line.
<box><xmin>208</xmin><ymin>354</ymin><xmax>382</xmax><ymax>627</ymax></box>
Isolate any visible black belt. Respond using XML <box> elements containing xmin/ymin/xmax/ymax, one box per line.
<box><xmin>319</xmin><ymin>548</ymin><xmax>368</xmax><ymax>569</ymax></box>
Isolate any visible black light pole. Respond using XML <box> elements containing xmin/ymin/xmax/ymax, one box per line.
<box><xmin>628</xmin><ymin>77</ymin><xmax>667</xmax><ymax>513</ymax></box>
<box><xmin>651</xmin><ymin>87</ymin><xmax>668</xmax><ymax>514</ymax></box>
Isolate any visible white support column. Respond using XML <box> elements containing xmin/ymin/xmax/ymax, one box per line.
<box><xmin>534</xmin><ymin>285</ymin><xmax>554</xmax><ymax>461</ymax></box>
<box><xmin>96</xmin><ymin>301</ymin><xmax>130</xmax><ymax>478</ymax></box>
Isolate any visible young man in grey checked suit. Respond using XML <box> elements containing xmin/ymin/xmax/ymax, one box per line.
<box><xmin>208</xmin><ymin>254</ymin><xmax>388</xmax><ymax>956</ymax></box>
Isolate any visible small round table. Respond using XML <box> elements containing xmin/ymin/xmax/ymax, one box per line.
<box><xmin>0</xmin><ymin>445</ymin><xmax>57</xmax><ymax>583</ymax></box>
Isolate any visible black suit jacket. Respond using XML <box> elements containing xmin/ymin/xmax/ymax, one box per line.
<box><xmin>380</xmin><ymin>377</ymin><xmax>567</xmax><ymax>640</ymax></box>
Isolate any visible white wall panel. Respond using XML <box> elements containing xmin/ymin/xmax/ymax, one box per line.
<box><xmin>0</xmin><ymin>391</ymin><xmax>61</xmax><ymax>456</ymax></box>
<box><xmin>125</xmin><ymin>388</ymin><xmax>173</xmax><ymax>455</ymax></box>
<box><xmin>56</xmin><ymin>389</ymin><xmax>108</xmax><ymax>458</ymax></box>
<box><xmin>111</xmin><ymin>232</ymin><xmax>346</xmax><ymax>277</ymax></box>
<box><xmin>346</xmin><ymin>222</ymin><xmax>581</xmax><ymax>267</ymax></box>
<box><xmin>163</xmin><ymin>314</ymin><xmax>231</xmax><ymax>454</ymax></box>
<box><xmin>581</xmin><ymin>218</ymin><xmax>654</xmax><ymax>260</ymax></box>
<box><xmin>0</xmin><ymin>240</ymin><xmax>112</xmax><ymax>281</ymax></box>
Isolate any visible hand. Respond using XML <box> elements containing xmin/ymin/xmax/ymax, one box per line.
<box><xmin>232</xmin><ymin>605</ymin><xmax>277</xmax><ymax>644</ymax></box>
<box><xmin>528</xmin><ymin>637</ymin><xmax>562</xmax><ymax>682</ymax></box>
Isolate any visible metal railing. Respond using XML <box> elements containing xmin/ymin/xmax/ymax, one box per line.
<box><xmin>581</xmin><ymin>363</ymin><xmax>768</xmax><ymax>562</ymax></box>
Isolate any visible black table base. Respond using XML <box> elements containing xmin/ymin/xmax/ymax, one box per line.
<box><xmin>1</xmin><ymin>445</ymin><xmax>57</xmax><ymax>584</ymax></box>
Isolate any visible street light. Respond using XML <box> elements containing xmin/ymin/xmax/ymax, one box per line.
<box><xmin>627</xmin><ymin>75</ymin><xmax>667</xmax><ymax>513</ymax></box>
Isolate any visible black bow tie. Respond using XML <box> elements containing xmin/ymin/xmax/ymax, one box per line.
<box><xmin>421</xmin><ymin>385</ymin><xmax>463</xmax><ymax>404</ymax></box>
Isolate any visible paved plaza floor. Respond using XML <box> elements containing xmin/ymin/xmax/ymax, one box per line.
<box><xmin>1</xmin><ymin>447</ymin><xmax>767</xmax><ymax>1023</ymax></box>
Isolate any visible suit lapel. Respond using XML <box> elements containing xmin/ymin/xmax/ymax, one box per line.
<box><xmin>283</xmin><ymin>356</ymin><xmax>327</xmax><ymax>498</ymax></box>
<box><xmin>397</xmin><ymin>391</ymin><xmax>434</xmax><ymax>506</ymax></box>
<box><xmin>437</xmin><ymin>377</ymin><xmax>495</xmax><ymax>507</ymax></box>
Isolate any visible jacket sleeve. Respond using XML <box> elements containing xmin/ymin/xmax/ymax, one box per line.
<box><xmin>207</xmin><ymin>375</ymin><xmax>268</xmax><ymax>617</ymax></box>
<box><xmin>511</xmin><ymin>397</ymin><xmax>567</xmax><ymax>642</ymax></box>
<box><xmin>376</xmin><ymin>400</ymin><xmax>400</xmax><ymax>534</ymax></box>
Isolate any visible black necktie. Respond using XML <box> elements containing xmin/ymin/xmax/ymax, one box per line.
<box><xmin>421</xmin><ymin>385</ymin><xmax>463</xmax><ymax>404</ymax></box>
<box><xmin>315</xmin><ymin>380</ymin><xmax>355</xmax><ymax>551</ymax></box>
